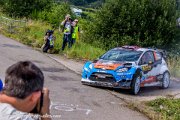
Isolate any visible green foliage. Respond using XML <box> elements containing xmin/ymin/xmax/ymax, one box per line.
<box><xmin>33</xmin><ymin>3</ymin><xmax>72</xmax><ymax>27</ymax></box>
<box><xmin>148</xmin><ymin>98</ymin><xmax>180</xmax><ymax>120</ymax></box>
<box><xmin>1</xmin><ymin>0</ymin><xmax>53</xmax><ymax>17</ymax></box>
<box><xmin>177</xmin><ymin>0</ymin><xmax>180</xmax><ymax>10</ymax></box>
<box><xmin>56</xmin><ymin>0</ymin><xmax>104</xmax><ymax>6</ymax></box>
<box><xmin>88</xmin><ymin>0</ymin><xmax>104</xmax><ymax>8</ymax></box>
<box><xmin>69</xmin><ymin>0</ymin><xmax>86</xmax><ymax>6</ymax></box>
<box><xmin>83</xmin><ymin>0</ymin><xmax>177</xmax><ymax>50</ymax></box>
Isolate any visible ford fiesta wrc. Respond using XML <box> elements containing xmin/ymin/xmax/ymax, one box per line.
<box><xmin>81</xmin><ymin>46</ymin><xmax>170</xmax><ymax>95</ymax></box>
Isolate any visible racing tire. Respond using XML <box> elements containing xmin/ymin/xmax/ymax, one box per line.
<box><xmin>131</xmin><ymin>72</ymin><xmax>141</xmax><ymax>95</ymax></box>
<box><xmin>161</xmin><ymin>71</ymin><xmax>170</xmax><ymax>89</ymax></box>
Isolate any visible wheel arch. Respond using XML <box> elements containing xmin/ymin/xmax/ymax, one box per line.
<box><xmin>134</xmin><ymin>68</ymin><xmax>142</xmax><ymax>78</ymax></box>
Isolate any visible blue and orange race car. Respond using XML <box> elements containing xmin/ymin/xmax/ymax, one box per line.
<box><xmin>81</xmin><ymin>46</ymin><xmax>170</xmax><ymax>94</ymax></box>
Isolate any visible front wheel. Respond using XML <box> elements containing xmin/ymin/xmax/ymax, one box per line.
<box><xmin>131</xmin><ymin>74</ymin><xmax>141</xmax><ymax>95</ymax></box>
<box><xmin>161</xmin><ymin>72</ymin><xmax>170</xmax><ymax>89</ymax></box>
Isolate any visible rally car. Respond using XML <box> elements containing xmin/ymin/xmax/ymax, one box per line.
<box><xmin>81</xmin><ymin>46</ymin><xmax>170</xmax><ymax>94</ymax></box>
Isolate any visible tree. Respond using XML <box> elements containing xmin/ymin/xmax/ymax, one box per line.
<box><xmin>1</xmin><ymin>0</ymin><xmax>53</xmax><ymax>17</ymax></box>
<box><xmin>39</xmin><ymin>3</ymin><xmax>72</xmax><ymax>27</ymax></box>
<box><xmin>84</xmin><ymin>0</ymin><xmax>177</xmax><ymax>49</ymax></box>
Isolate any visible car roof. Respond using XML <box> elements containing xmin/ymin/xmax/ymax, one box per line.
<box><xmin>112</xmin><ymin>46</ymin><xmax>156</xmax><ymax>52</ymax></box>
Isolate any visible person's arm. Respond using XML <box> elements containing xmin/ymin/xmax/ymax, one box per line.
<box><xmin>60</xmin><ymin>19</ymin><xmax>67</xmax><ymax>33</ymax></box>
<box><xmin>44</xmin><ymin>36</ymin><xmax>48</xmax><ymax>42</ymax></box>
<box><xmin>61</xmin><ymin>18</ymin><xmax>67</xmax><ymax>26</ymax></box>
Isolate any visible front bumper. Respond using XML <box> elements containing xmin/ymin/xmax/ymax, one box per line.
<box><xmin>81</xmin><ymin>78</ymin><xmax>131</xmax><ymax>89</ymax></box>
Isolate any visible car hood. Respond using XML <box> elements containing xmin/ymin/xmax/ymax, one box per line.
<box><xmin>93</xmin><ymin>59</ymin><xmax>135</xmax><ymax>70</ymax></box>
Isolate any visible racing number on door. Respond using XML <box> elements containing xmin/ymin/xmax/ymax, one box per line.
<box><xmin>142</xmin><ymin>65</ymin><xmax>152</xmax><ymax>72</ymax></box>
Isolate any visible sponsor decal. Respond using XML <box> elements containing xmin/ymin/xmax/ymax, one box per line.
<box><xmin>141</xmin><ymin>64</ymin><xmax>152</xmax><ymax>71</ymax></box>
<box><xmin>94</xmin><ymin>62</ymin><xmax>121</xmax><ymax>70</ymax></box>
<box><xmin>140</xmin><ymin>76</ymin><xmax>157</xmax><ymax>87</ymax></box>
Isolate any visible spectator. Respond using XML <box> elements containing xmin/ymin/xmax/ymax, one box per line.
<box><xmin>0</xmin><ymin>61</ymin><xmax>51</xmax><ymax>120</ymax></box>
<box><xmin>72</xmin><ymin>19</ymin><xmax>80</xmax><ymax>46</ymax></box>
<box><xmin>43</xmin><ymin>30</ymin><xmax>55</xmax><ymax>53</ymax></box>
<box><xmin>60</xmin><ymin>14</ymin><xmax>73</xmax><ymax>51</ymax></box>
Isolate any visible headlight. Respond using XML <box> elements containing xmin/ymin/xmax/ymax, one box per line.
<box><xmin>116</xmin><ymin>68</ymin><xmax>128</xmax><ymax>72</ymax></box>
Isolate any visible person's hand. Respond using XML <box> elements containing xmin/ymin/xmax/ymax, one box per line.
<box><xmin>40</xmin><ymin>88</ymin><xmax>51</xmax><ymax>120</ymax></box>
<box><xmin>44</xmin><ymin>36</ymin><xmax>48</xmax><ymax>41</ymax></box>
<box><xmin>65</xmin><ymin>17</ymin><xmax>68</xmax><ymax>21</ymax></box>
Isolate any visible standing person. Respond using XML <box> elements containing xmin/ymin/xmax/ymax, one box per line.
<box><xmin>72</xmin><ymin>19</ymin><xmax>80</xmax><ymax>46</ymax></box>
<box><xmin>61</xmin><ymin>14</ymin><xmax>73</xmax><ymax>51</ymax></box>
<box><xmin>0</xmin><ymin>61</ymin><xmax>51</xmax><ymax>120</ymax></box>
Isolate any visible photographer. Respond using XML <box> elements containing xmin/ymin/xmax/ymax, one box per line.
<box><xmin>60</xmin><ymin>14</ymin><xmax>73</xmax><ymax>51</ymax></box>
<box><xmin>0</xmin><ymin>61</ymin><xmax>51</xmax><ymax>120</ymax></box>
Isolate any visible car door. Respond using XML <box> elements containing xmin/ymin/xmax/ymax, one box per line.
<box><xmin>150</xmin><ymin>51</ymin><xmax>164</xmax><ymax>76</ymax></box>
<box><xmin>139</xmin><ymin>51</ymin><xmax>155</xmax><ymax>77</ymax></box>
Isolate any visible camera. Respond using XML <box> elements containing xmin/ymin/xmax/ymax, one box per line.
<box><xmin>66</xmin><ymin>17</ymin><xmax>72</xmax><ymax>22</ymax></box>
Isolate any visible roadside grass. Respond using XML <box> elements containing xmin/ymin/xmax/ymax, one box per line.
<box><xmin>147</xmin><ymin>98</ymin><xmax>180</xmax><ymax>120</ymax></box>
<box><xmin>0</xmin><ymin>20</ymin><xmax>51</xmax><ymax>47</ymax></box>
<box><xmin>168</xmin><ymin>55</ymin><xmax>180</xmax><ymax>78</ymax></box>
<box><xmin>66</xmin><ymin>42</ymin><xmax>105</xmax><ymax>60</ymax></box>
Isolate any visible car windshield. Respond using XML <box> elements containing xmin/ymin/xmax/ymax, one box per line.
<box><xmin>100</xmin><ymin>49</ymin><xmax>143</xmax><ymax>62</ymax></box>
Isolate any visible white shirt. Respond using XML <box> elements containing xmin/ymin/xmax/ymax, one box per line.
<box><xmin>0</xmin><ymin>103</ymin><xmax>39</xmax><ymax>120</ymax></box>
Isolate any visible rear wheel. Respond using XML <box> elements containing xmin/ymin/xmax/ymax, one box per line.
<box><xmin>161</xmin><ymin>72</ymin><xmax>170</xmax><ymax>89</ymax></box>
<box><xmin>131</xmin><ymin>73</ymin><xmax>141</xmax><ymax>95</ymax></box>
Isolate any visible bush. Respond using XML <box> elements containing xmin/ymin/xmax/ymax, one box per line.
<box><xmin>34</xmin><ymin>3</ymin><xmax>72</xmax><ymax>27</ymax></box>
<box><xmin>83</xmin><ymin>0</ymin><xmax>177</xmax><ymax>50</ymax></box>
<box><xmin>1</xmin><ymin>0</ymin><xmax>53</xmax><ymax>18</ymax></box>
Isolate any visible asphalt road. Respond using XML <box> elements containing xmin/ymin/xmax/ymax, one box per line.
<box><xmin>0</xmin><ymin>35</ymin><xmax>149</xmax><ymax>120</ymax></box>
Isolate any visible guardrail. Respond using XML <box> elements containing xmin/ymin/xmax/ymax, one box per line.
<box><xmin>0</xmin><ymin>16</ymin><xmax>26</xmax><ymax>33</ymax></box>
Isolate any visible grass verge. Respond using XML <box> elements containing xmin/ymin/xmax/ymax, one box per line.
<box><xmin>147</xmin><ymin>98</ymin><xmax>180</xmax><ymax>120</ymax></box>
